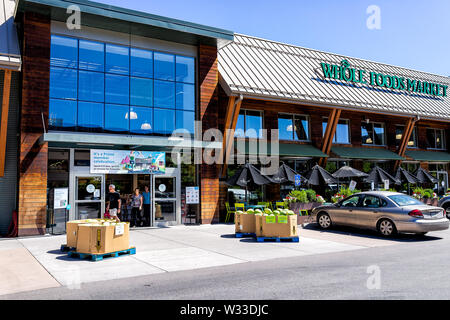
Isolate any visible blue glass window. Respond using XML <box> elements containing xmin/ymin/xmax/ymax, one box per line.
<box><xmin>154</xmin><ymin>52</ymin><xmax>175</xmax><ymax>81</ymax></box>
<box><xmin>154</xmin><ymin>80</ymin><xmax>175</xmax><ymax>108</ymax></box>
<box><xmin>130</xmin><ymin>77</ymin><xmax>153</xmax><ymax>107</ymax></box>
<box><xmin>154</xmin><ymin>108</ymin><xmax>175</xmax><ymax>134</ymax></box>
<box><xmin>176</xmin><ymin>110</ymin><xmax>195</xmax><ymax>134</ymax></box>
<box><xmin>130</xmin><ymin>106</ymin><xmax>153</xmax><ymax>134</ymax></box>
<box><xmin>234</xmin><ymin>113</ymin><xmax>245</xmax><ymax>138</ymax></box>
<box><xmin>49</xmin><ymin>99</ymin><xmax>77</xmax><ymax>128</ymax></box>
<box><xmin>176</xmin><ymin>56</ymin><xmax>195</xmax><ymax>84</ymax></box>
<box><xmin>105</xmin><ymin>44</ymin><xmax>129</xmax><ymax>75</ymax></box>
<box><xmin>78</xmin><ymin>70</ymin><xmax>104</xmax><ymax>102</ymax></box>
<box><xmin>131</xmin><ymin>48</ymin><xmax>153</xmax><ymax>78</ymax></box>
<box><xmin>50</xmin><ymin>67</ymin><xmax>77</xmax><ymax>99</ymax></box>
<box><xmin>245</xmin><ymin>110</ymin><xmax>263</xmax><ymax>139</ymax></box>
<box><xmin>79</xmin><ymin>40</ymin><xmax>104</xmax><ymax>72</ymax></box>
<box><xmin>105</xmin><ymin>104</ymin><xmax>130</xmax><ymax>132</ymax></box>
<box><xmin>105</xmin><ymin>74</ymin><xmax>129</xmax><ymax>105</ymax></box>
<box><xmin>176</xmin><ymin>83</ymin><xmax>195</xmax><ymax>111</ymax></box>
<box><xmin>78</xmin><ymin>101</ymin><xmax>104</xmax><ymax>129</ymax></box>
<box><xmin>278</xmin><ymin>114</ymin><xmax>293</xmax><ymax>140</ymax></box>
<box><xmin>50</xmin><ymin>35</ymin><xmax>78</xmax><ymax>68</ymax></box>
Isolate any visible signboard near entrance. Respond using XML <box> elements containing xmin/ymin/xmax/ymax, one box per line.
<box><xmin>54</xmin><ymin>188</ymin><xmax>68</xmax><ymax>209</ymax></box>
<box><xmin>294</xmin><ymin>175</ymin><xmax>302</xmax><ymax>187</ymax></box>
<box><xmin>90</xmin><ymin>150</ymin><xmax>165</xmax><ymax>174</ymax></box>
<box><xmin>186</xmin><ymin>187</ymin><xmax>199</xmax><ymax>204</ymax></box>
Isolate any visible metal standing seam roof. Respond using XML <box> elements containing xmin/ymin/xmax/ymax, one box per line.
<box><xmin>218</xmin><ymin>33</ymin><xmax>450</xmax><ymax>121</ymax></box>
<box><xmin>0</xmin><ymin>0</ymin><xmax>21</xmax><ymax>70</ymax></box>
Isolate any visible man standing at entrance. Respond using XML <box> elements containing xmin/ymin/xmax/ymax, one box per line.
<box><xmin>143</xmin><ymin>185</ymin><xmax>151</xmax><ymax>227</ymax></box>
<box><xmin>106</xmin><ymin>184</ymin><xmax>121</xmax><ymax>222</ymax></box>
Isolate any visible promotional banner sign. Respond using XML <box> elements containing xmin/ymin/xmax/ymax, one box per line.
<box><xmin>90</xmin><ymin>150</ymin><xmax>166</xmax><ymax>174</ymax></box>
<box><xmin>349</xmin><ymin>180</ymin><xmax>357</xmax><ymax>191</ymax></box>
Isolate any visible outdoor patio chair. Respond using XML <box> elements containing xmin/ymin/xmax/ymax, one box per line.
<box><xmin>225</xmin><ymin>202</ymin><xmax>235</xmax><ymax>223</ymax></box>
<box><xmin>275</xmin><ymin>202</ymin><xmax>287</xmax><ymax>209</ymax></box>
<box><xmin>234</xmin><ymin>203</ymin><xmax>245</xmax><ymax>212</ymax></box>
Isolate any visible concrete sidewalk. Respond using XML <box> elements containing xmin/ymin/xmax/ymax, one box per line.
<box><xmin>0</xmin><ymin>223</ymin><xmax>404</xmax><ymax>296</ymax></box>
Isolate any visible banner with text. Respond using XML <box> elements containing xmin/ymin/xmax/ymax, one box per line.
<box><xmin>91</xmin><ymin>150</ymin><xmax>165</xmax><ymax>174</ymax></box>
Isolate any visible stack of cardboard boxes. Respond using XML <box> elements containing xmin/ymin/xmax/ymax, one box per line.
<box><xmin>235</xmin><ymin>213</ymin><xmax>298</xmax><ymax>239</ymax></box>
<box><xmin>66</xmin><ymin>219</ymin><xmax>131</xmax><ymax>254</ymax></box>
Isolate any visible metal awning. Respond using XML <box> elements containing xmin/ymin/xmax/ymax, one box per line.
<box><xmin>0</xmin><ymin>0</ymin><xmax>21</xmax><ymax>71</ymax></box>
<box><xmin>42</xmin><ymin>131</ymin><xmax>222</xmax><ymax>150</ymax></box>
<box><xmin>236</xmin><ymin>141</ymin><xmax>327</xmax><ymax>158</ymax></box>
<box><xmin>218</xmin><ymin>34</ymin><xmax>450</xmax><ymax>121</ymax></box>
<box><xmin>405</xmin><ymin>150</ymin><xmax>450</xmax><ymax>162</ymax></box>
<box><xmin>331</xmin><ymin>146</ymin><xmax>404</xmax><ymax>161</ymax></box>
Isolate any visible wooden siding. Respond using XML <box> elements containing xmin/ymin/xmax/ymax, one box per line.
<box><xmin>199</xmin><ymin>44</ymin><xmax>220</xmax><ymax>224</ymax></box>
<box><xmin>18</xmin><ymin>12</ymin><xmax>50</xmax><ymax>236</ymax></box>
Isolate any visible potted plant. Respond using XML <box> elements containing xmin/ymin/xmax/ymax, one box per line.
<box><xmin>422</xmin><ymin>189</ymin><xmax>432</xmax><ymax>205</ymax></box>
<box><xmin>431</xmin><ymin>192</ymin><xmax>439</xmax><ymax>206</ymax></box>
<box><xmin>287</xmin><ymin>190</ymin><xmax>309</xmax><ymax>213</ymax></box>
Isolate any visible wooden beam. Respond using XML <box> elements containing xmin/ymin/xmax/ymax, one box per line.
<box><xmin>319</xmin><ymin>108</ymin><xmax>338</xmax><ymax>167</ymax></box>
<box><xmin>394</xmin><ymin>117</ymin><xmax>415</xmax><ymax>169</ymax></box>
<box><xmin>222</xmin><ymin>98</ymin><xmax>242</xmax><ymax>177</ymax></box>
<box><xmin>325</xmin><ymin>109</ymin><xmax>341</xmax><ymax>155</ymax></box>
<box><xmin>218</xmin><ymin>96</ymin><xmax>236</xmax><ymax>164</ymax></box>
<box><xmin>0</xmin><ymin>70</ymin><xmax>12</xmax><ymax>177</ymax></box>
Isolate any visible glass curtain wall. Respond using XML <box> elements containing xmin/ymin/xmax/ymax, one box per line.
<box><xmin>49</xmin><ymin>35</ymin><xmax>196</xmax><ymax>136</ymax></box>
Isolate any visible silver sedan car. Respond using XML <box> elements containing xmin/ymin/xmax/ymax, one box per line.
<box><xmin>311</xmin><ymin>191</ymin><xmax>450</xmax><ymax>236</ymax></box>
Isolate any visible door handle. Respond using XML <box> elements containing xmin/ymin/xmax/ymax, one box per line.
<box><xmin>349</xmin><ymin>209</ymin><xmax>353</xmax><ymax>212</ymax></box>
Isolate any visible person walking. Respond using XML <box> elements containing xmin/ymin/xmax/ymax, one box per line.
<box><xmin>131</xmin><ymin>188</ymin><xmax>143</xmax><ymax>227</ymax></box>
<box><xmin>106</xmin><ymin>184</ymin><xmax>121</xmax><ymax>223</ymax></box>
<box><xmin>142</xmin><ymin>185</ymin><xmax>151</xmax><ymax>227</ymax></box>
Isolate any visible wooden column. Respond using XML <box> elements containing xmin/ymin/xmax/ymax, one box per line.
<box><xmin>0</xmin><ymin>69</ymin><xmax>12</xmax><ymax>177</ymax></box>
<box><xmin>199</xmin><ymin>44</ymin><xmax>220</xmax><ymax>224</ymax></box>
<box><xmin>319</xmin><ymin>109</ymin><xmax>341</xmax><ymax>166</ymax></box>
<box><xmin>394</xmin><ymin>118</ymin><xmax>415</xmax><ymax>169</ymax></box>
<box><xmin>18</xmin><ymin>12</ymin><xmax>51</xmax><ymax>236</ymax></box>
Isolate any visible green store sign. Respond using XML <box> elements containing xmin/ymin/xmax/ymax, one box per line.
<box><xmin>319</xmin><ymin>60</ymin><xmax>448</xmax><ymax>98</ymax></box>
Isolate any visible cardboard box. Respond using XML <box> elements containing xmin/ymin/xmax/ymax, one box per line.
<box><xmin>235</xmin><ymin>213</ymin><xmax>256</xmax><ymax>233</ymax></box>
<box><xmin>255</xmin><ymin>215</ymin><xmax>298</xmax><ymax>238</ymax></box>
<box><xmin>76</xmin><ymin>222</ymin><xmax>130</xmax><ymax>254</ymax></box>
<box><xmin>66</xmin><ymin>219</ymin><xmax>109</xmax><ymax>248</ymax></box>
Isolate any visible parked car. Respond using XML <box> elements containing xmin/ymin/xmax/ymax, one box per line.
<box><xmin>438</xmin><ymin>196</ymin><xmax>450</xmax><ymax>219</ymax></box>
<box><xmin>311</xmin><ymin>191</ymin><xmax>449</xmax><ymax>236</ymax></box>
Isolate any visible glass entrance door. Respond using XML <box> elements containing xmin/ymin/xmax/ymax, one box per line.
<box><xmin>74</xmin><ymin>175</ymin><xmax>104</xmax><ymax>219</ymax></box>
<box><xmin>153</xmin><ymin>173</ymin><xmax>180</xmax><ymax>225</ymax></box>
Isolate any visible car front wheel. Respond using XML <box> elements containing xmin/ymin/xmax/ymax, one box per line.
<box><xmin>317</xmin><ymin>212</ymin><xmax>332</xmax><ymax>229</ymax></box>
<box><xmin>378</xmin><ymin>219</ymin><xmax>397</xmax><ymax>237</ymax></box>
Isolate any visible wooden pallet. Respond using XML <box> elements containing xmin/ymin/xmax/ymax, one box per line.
<box><xmin>67</xmin><ymin>247</ymin><xmax>136</xmax><ymax>261</ymax></box>
<box><xmin>60</xmin><ymin>244</ymin><xmax>76</xmax><ymax>252</ymax></box>
<box><xmin>235</xmin><ymin>232</ymin><xmax>256</xmax><ymax>238</ymax></box>
<box><xmin>256</xmin><ymin>236</ymin><xmax>299</xmax><ymax>243</ymax></box>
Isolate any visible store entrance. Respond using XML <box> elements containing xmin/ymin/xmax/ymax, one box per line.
<box><xmin>105</xmin><ymin>171</ymin><xmax>180</xmax><ymax>227</ymax></box>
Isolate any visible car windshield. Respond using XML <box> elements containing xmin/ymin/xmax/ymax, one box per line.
<box><xmin>388</xmin><ymin>195</ymin><xmax>423</xmax><ymax>206</ymax></box>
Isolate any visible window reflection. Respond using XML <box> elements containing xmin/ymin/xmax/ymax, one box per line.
<box><xmin>49</xmin><ymin>35</ymin><xmax>195</xmax><ymax>136</ymax></box>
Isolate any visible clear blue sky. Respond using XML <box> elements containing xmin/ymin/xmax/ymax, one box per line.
<box><xmin>97</xmin><ymin>0</ymin><xmax>450</xmax><ymax>76</ymax></box>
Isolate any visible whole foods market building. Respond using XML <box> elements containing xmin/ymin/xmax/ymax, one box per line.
<box><xmin>1</xmin><ymin>0</ymin><xmax>450</xmax><ymax>236</ymax></box>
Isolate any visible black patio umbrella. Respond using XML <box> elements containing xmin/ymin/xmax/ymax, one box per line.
<box><xmin>306</xmin><ymin>164</ymin><xmax>337</xmax><ymax>186</ymax></box>
<box><xmin>364</xmin><ymin>166</ymin><xmax>400</xmax><ymax>186</ymax></box>
<box><xmin>394</xmin><ymin>167</ymin><xmax>418</xmax><ymax>185</ymax></box>
<box><xmin>271</xmin><ymin>162</ymin><xmax>308</xmax><ymax>185</ymax></box>
<box><xmin>414</xmin><ymin>167</ymin><xmax>438</xmax><ymax>184</ymax></box>
<box><xmin>332</xmin><ymin>166</ymin><xmax>369</xmax><ymax>179</ymax></box>
<box><xmin>225</xmin><ymin>163</ymin><xmax>274</xmax><ymax>202</ymax></box>
<box><xmin>394</xmin><ymin>167</ymin><xmax>418</xmax><ymax>195</ymax></box>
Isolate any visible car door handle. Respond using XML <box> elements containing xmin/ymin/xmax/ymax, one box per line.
<box><xmin>348</xmin><ymin>209</ymin><xmax>353</xmax><ymax>212</ymax></box>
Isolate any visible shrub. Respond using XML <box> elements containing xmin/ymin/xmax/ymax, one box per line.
<box><xmin>305</xmin><ymin>189</ymin><xmax>316</xmax><ymax>202</ymax></box>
